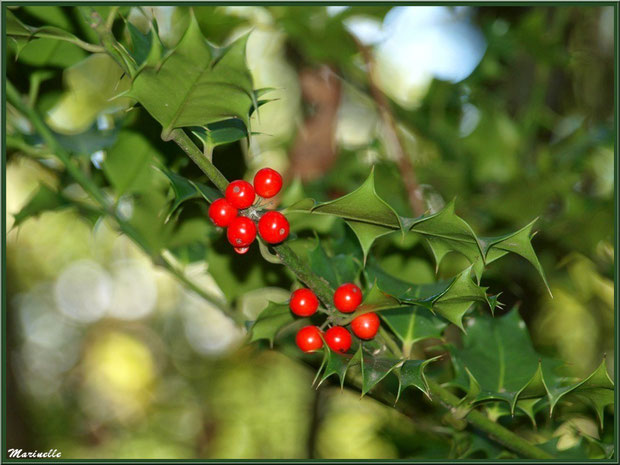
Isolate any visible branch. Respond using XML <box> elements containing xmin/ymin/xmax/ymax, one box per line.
<box><xmin>426</xmin><ymin>379</ymin><xmax>553</xmax><ymax>459</ymax></box>
<box><xmin>354</xmin><ymin>39</ymin><xmax>425</xmax><ymax>216</ymax></box>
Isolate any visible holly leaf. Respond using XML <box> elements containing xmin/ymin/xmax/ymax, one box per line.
<box><xmin>125</xmin><ymin>11</ymin><xmax>254</xmax><ymax>140</ymax></box>
<box><xmin>450</xmin><ymin>309</ymin><xmax>546</xmax><ymax>407</ymax></box>
<box><xmin>125</xmin><ymin>21</ymin><xmax>152</xmax><ymax>67</ymax></box>
<box><xmin>356</xmin><ymin>282</ymin><xmax>400</xmax><ymax>314</ymax></box>
<box><xmin>481</xmin><ymin>218</ymin><xmax>551</xmax><ymax>295</ymax></box>
<box><xmin>367</xmin><ymin>263</ymin><xmax>490</xmax><ymax>330</ymax></box>
<box><xmin>427</xmin><ymin>266</ymin><xmax>490</xmax><ymax>330</ymax></box>
<box><xmin>316</xmin><ymin>348</ymin><xmax>356</xmax><ymax>389</ymax></box>
<box><xmin>12</xmin><ymin>184</ymin><xmax>70</xmax><ymax>227</ymax></box>
<box><xmin>288</xmin><ymin>168</ymin><xmax>401</xmax><ymax>262</ymax></box>
<box><xmin>405</xmin><ymin>200</ymin><xmax>485</xmax><ymax>281</ymax></box>
<box><xmin>396</xmin><ymin>356</ymin><xmax>441</xmax><ymax>401</ymax></box>
<box><xmin>351</xmin><ymin>346</ymin><xmax>400</xmax><ymax>396</ymax></box>
<box><xmin>543</xmin><ymin>359</ymin><xmax>614</xmax><ymax>427</ymax></box>
<box><xmin>249</xmin><ymin>301</ymin><xmax>294</xmax><ymax>347</ymax></box>
<box><xmin>158</xmin><ymin>167</ymin><xmax>219</xmax><ymax>220</ymax></box>
<box><xmin>450</xmin><ymin>309</ymin><xmax>614</xmax><ymax>422</ymax></box>
<box><xmin>381</xmin><ymin>306</ymin><xmax>448</xmax><ymax>350</ymax></box>
<box><xmin>308</xmin><ymin>240</ymin><xmax>361</xmax><ymax>289</ymax></box>
<box><xmin>6</xmin><ymin>9</ymin><xmax>91</xmax><ymax>62</ymax></box>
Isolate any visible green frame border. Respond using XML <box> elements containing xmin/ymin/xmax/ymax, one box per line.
<box><xmin>1</xmin><ymin>1</ymin><xmax>618</xmax><ymax>463</ymax></box>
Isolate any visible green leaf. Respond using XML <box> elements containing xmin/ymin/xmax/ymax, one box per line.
<box><xmin>406</xmin><ymin>200</ymin><xmax>485</xmax><ymax>281</ymax></box>
<box><xmin>126</xmin><ymin>21</ymin><xmax>152</xmax><ymax>67</ymax></box>
<box><xmin>308</xmin><ymin>240</ymin><xmax>361</xmax><ymax>289</ymax></box>
<box><xmin>158</xmin><ymin>168</ymin><xmax>219</xmax><ymax>220</ymax></box>
<box><xmin>339</xmin><ymin>345</ymin><xmax>401</xmax><ymax>397</ymax></box>
<box><xmin>450</xmin><ymin>309</ymin><xmax>614</xmax><ymax>421</ymax></box>
<box><xmin>12</xmin><ymin>184</ymin><xmax>70</xmax><ymax>227</ymax></box>
<box><xmin>126</xmin><ymin>11</ymin><xmax>254</xmax><ymax>139</ymax></box>
<box><xmin>6</xmin><ymin>9</ymin><xmax>92</xmax><ymax>59</ymax></box>
<box><xmin>428</xmin><ymin>266</ymin><xmax>490</xmax><ymax>330</ymax></box>
<box><xmin>396</xmin><ymin>356</ymin><xmax>441</xmax><ymax>401</ymax></box>
<box><xmin>450</xmin><ymin>309</ymin><xmax>544</xmax><ymax>406</ymax></box>
<box><xmin>544</xmin><ymin>359</ymin><xmax>614</xmax><ymax>427</ymax></box>
<box><xmin>103</xmin><ymin>131</ymin><xmax>157</xmax><ymax>197</ymax></box>
<box><xmin>357</xmin><ymin>282</ymin><xmax>400</xmax><ymax>314</ymax></box>
<box><xmin>367</xmin><ymin>262</ymin><xmax>489</xmax><ymax>330</ymax></box>
<box><xmin>481</xmin><ymin>218</ymin><xmax>551</xmax><ymax>295</ymax></box>
<box><xmin>359</xmin><ymin>352</ymin><xmax>401</xmax><ymax>396</ymax></box>
<box><xmin>45</xmin><ymin>53</ymin><xmax>131</xmax><ymax>135</ymax></box>
<box><xmin>14</xmin><ymin>36</ymin><xmax>86</xmax><ymax>68</ymax></box>
<box><xmin>381</xmin><ymin>306</ymin><xmax>448</xmax><ymax>348</ymax></box>
<box><xmin>366</xmin><ymin>261</ymin><xmax>449</xmax><ymax>301</ymax></box>
<box><xmin>249</xmin><ymin>301</ymin><xmax>294</xmax><ymax>347</ymax></box>
<box><xmin>289</xmin><ymin>169</ymin><xmax>401</xmax><ymax>262</ymax></box>
<box><xmin>317</xmin><ymin>349</ymin><xmax>354</xmax><ymax>389</ymax></box>
<box><xmin>347</xmin><ymin>222</ymin><xmax>397</xmax><ymax>264</ymax></box>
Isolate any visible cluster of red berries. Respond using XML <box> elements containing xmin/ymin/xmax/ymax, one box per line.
<box><xmin>208</xmin><ymin>168</ymin><xmax>290</xmax><ymax>254</ymax></box>
<box><xmin>290</xmin><ymin>283</ymin><xmax>381</xmax><ymax>354</ymax></box>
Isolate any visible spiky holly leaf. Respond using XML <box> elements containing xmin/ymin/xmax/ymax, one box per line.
<box><xmin>316</xmin><ymin>347</ymin><xmax>360</xmax><ymax>389</ymax></box>
<box><xmin>12</xmin><ymin>184</ymin><xmax>70</xmax><ymax>228</ymax></box>
<box><xmin>345</xmin><ymin>346</ymin><xmax>401</xmax><ymax>396</ymax></box>
<box><xmin>288</xmin><ymin>172</ymin><xmax>548</xmax><ymax>289</ymax></box>
<box><xmin>427</xmin><ymin>266</ymin><xmax>490</xmax><ymax>330</ymax></box>
<box><xmin>308</xmin><ymin>240</ymin><xmax>361</xmax><ymax>289</ymax></box>
<box><xmin>450</xmin><ymin>309</ymin><xmax>614</xmax><ymax>422</ymax></box>
<box><xmin>405</xmin><ymin>200</ymin><xmax>485</xmax><ymax>281</ymax></box>
<box><xmin>157</xmin><ymin>167</ymin><xmax>219</xmax><ymax>220</ymax></box>
<box><xmin>543</xmin><ymin>359</ymin><xmax>614</xmax><ymax>427</ymax></box>
<box><xmin>356</xmin><ymin>282</ymin><xmax>400</xmax><ymax>314</ymax></box>
<box><xmin>380</xmin><ymin>306</ymin><xmax>448</xmax><ymax>353</ymax></box>
<box><xmin>125</xmin><ymin>11</ymin><xmax>254</xmax><ymax>140</ymax></box>
<box><xmin>481</xmin><ymin>218</ymin><xmax>550</xmax><ymax>295</ymax></box>
<box><xmin>6</xmin><ymin>9</ymin><xmax>91</xmax><ymax>63</ymax></box>
<box><xmin>249</xmin><ymin>301</ymin><xmax>294</xmax><ymax>347</ymax></box>
<box><xmin>367</xmin><ymin>263</ymin><xmax>490</xmax><ymax>331</ymax></box>
<box><xmin>287</xmin><ymin>168</ymin><xmax>401</xmax><ymax>262</ymax></box>
<box><xmin>396</xmin><ymin>356</ymin><xmax>441</xmax><ymax>401</ymax></box>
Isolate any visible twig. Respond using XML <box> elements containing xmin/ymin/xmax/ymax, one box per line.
<box><xmin>354</xmin><ymin>39</ymin><xmax>425</xmax><ymax>217</ymax></box>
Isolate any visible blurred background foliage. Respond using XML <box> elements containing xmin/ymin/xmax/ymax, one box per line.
<box><xmin>4</xmin><ymin>4</ymin><xmax>615</xmax><ymax>459</ymax></box>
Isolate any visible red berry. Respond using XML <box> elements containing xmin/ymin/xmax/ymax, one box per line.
<box><xmin>333</xmin><ymin>283</ymin><xmax>362</xmax><ymax>313</ymax></box>
<box><xmin>225</xmin><ymin>180</ymin><xmax>255</xmax><ymax>209</ymax></box>
<box><xmin>253</xmin><ymin>168</ymin><xmax>283</xmax><ymax>198</ymax></box>
<box><xmin>234</xmin><ymin>246</ymin><xmax>249</xmax><ymax>255</ymax></box>
<box><xmin>296</xmin><ymin>325</ymin><xmax>323</xmax><ymax>353</ymax></box>
<box><xmin>227</xmin><ymin>216</ymin><xmax>256</xmax><ymax>247</ymax></box>
<box><xmin>325</xmin><ymin>326</ymin><xmax>352</xmax><ymax>353</ymax></box>
<box><xmin>351</xmin><ymin>312</ymin><xmax>380</xmax><ymax>340</ymax></box>
<box><xmin>208</xmin><ymin>198</ymin><xmax>238</xmax><ymax>227</ymax></box>
<box><xmin>290</xmin><ymin>288</ymin><xmax>319</xmax><ymax>317</ymax></box>
<box><xmin>258</xmin><ymin>211</ymin><xmax>290</xmax><ymax>244</ymax></box>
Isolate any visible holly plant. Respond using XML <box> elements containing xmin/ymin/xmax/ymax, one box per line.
<box><xmin>6</xmin><ymin>5</ymin><xmax>614</xmax><ymax>460</ymax></box>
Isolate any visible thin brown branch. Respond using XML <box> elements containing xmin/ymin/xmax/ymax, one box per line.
<box><xmin>355</xmin><ymin>39</ymin><xmax>426</xmax><ymax>217</ymax></box>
